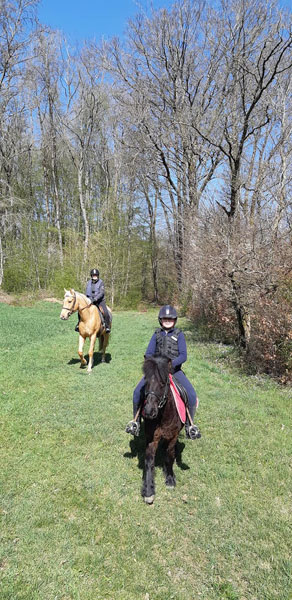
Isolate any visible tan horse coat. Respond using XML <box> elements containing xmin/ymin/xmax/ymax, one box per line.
<box><xmin>60</xmin><ymin>288</ymin><xmax>111</xmax><ymax>372</ymax></box>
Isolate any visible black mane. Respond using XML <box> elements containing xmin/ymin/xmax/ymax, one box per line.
<box><xmin>143</xmin><ymin>355</ymin><xmax>169</xmax><ymax>384</ymax></box>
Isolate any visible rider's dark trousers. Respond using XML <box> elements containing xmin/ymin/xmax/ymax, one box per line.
<box><xmin>94</xmin><ymin>300</ymin><xmax>111</xmax><ymax>329</ymax></box>
<box><xmin>133</xmin><ymin>370</ymin><xmax>198</xmax><ymax>420</ymax></box>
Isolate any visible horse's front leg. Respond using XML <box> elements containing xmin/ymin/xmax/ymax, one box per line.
<box><xmin>164</xmin><ymin>434</ymin><xmax>180</xmax><ymax>488</ymax></box>
<box><xmin>142</xmin><ymin>440</ymin><xmax>157</xmax><ymax>504</ymax></box>
<box><xmin>78</xmin><ymin>335</ymin><xmax>87</xmax><ymax>367</ymax></box>
<box><xmin>87</xmin><ymin>333</ymin><xmax>97</xmax><ymax>372</ymax></box>
<box><xmin>142</xmin><ymin>425</ymin><xmax>161</xmax><ymax>504</ymax></box>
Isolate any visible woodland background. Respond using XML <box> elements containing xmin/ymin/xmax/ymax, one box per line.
<box><xmin>1</xmin><ymin>0</ymin><xmax>292</xmax><ymax>378</ymax></box>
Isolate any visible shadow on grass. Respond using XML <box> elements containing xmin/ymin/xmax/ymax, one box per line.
<box><xmin>67</xmin><ymin>352</ymin><xmax>112</xmax><ymax>367</ymax></box>
<box><xmin>124</xmin><ymin>426</ymin><xmax>189</xmax><ymax>472</ymax></box>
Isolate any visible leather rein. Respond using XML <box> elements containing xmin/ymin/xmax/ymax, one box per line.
<box><xmin>62</xmin><ymin>292</ymin><xmax>92</xmax><ymax>317</ymax></box>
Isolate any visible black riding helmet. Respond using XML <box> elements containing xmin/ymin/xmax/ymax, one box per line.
<box><xmin>158</xmin><ymin>305</ymin><xmax>177</xmax><ymax>326</ymax></box>
<box><xmin>90</xmin><ymin>268</ymin><xmax>99</xmax><ymax>278</ymax></box>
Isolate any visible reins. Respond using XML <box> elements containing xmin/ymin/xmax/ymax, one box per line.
<box><xmin>62</xmin><ymin>292</ymin><xmax>92</xmax><ymax>316</ymax></box>
<box><xmin>145</xmin><ymin>377</ymin><xmax>170</xmax><ymax>410</ymax></box>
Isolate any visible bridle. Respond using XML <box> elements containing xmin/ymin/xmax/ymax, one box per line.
<box><xmin>145</xmin><ymin>378</ymin><xmax>170</xmax><ymax>410</ymax></box>
<box><xmin>62</xmin><ymin>292</ymin><xmax>92</xmax><ymax>317</ymax></box>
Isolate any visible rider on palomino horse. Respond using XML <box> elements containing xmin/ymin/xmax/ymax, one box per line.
<box><xmin>126</xmin><ymin>305</ymin><xmax>201</xmax><ymax>440</ymax></box>
<box><xmin>76</xmin><ymin>268</ymin><xmax>111</xmax><ymax>333</ymax></box>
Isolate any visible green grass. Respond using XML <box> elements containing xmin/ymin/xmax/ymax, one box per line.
<box><xmin>0</xmin><ymin>302</ymin><xmax>291</xmax><ymax>600</ymax></box>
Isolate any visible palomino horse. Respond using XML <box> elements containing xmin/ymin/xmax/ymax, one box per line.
<box><xmin>141</xmin><ymin>355</ymin><xmax>184</xmax><ymax>504</ymax></box>
<box><xmin>60</xmin><ymin>289</ymin><xmax>111</xmax><ymax>372</ymax></box>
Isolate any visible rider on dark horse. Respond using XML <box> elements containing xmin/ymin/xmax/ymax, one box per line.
<box><xmin>126</xmin><ymin>305</ymin><xmax>201</xmax><ymax>439</ymax></box>
<box><xmin>75</xmin><ymin>268</ymin><xmax>111</xmax><ymax>333</ymax></box>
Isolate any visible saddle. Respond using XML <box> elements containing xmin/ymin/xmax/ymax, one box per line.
<box><xmin>94</xmin><ymin>304</ymin><xmax>111</xmax><ymax>330</ymax></box>
<box><xmin>169</xmin><ymin>374</ymin><xmax>188</xmax><ymax>424</ymax></box>
<box><xmin>97</xmin><ymin>306</ymin><xmax>105</xmax><ymax>328</ymax></box>
<box><xmin>172</xmin><ymin>376</ymin><xmax>189</xmax><ymax>408</ymax></box>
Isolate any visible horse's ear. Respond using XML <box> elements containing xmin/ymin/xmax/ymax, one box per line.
<box><xmin>64</xmin><ymin>288</ymin><xmax>68</xmax><ymax>294</ymax></box>
<box><xmin>70</xmin><ymin>288</ymin><xmax>74</xmax><ymax>294</ymax></box>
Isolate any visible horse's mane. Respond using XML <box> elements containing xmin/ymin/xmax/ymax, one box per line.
<box><xmin>75</xmin><ymin>291</ymin><xmax>91</xmax><ymax>305</ymax></box>
<box><xmin>143</xmin><ymin>355</ymin><xmax>169</xmax><ymax>384</ymax></box>
<box><xmin>64</xmin><ymin>290</ymin><xmax>91</xmax><ymax>305</ymax></box>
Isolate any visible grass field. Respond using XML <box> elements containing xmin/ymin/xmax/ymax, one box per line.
<box><xmin>0</xmin><ymin>301</ymin><xmax>291</xmax><ymax>600</ymax></box>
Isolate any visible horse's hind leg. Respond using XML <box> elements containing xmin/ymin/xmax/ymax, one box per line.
<box><xmin>164</xmin><ymin>435</ymin><xmax>179</xmax><ymax>488</ymax></box>
<box><xmin>78</xmin><ymin>335</ymin><xmax>87</xmax><ymax>367</ymax></box>
<box><xmin>99</xmin><ymin>332</ymin><xmax>109</xmax><ymax>363</ymax></box>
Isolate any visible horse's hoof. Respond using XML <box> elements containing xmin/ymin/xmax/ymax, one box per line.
<box><xmin>165</xmin><ymin>476</ymin><xmax>176</xmax><ymax>488</ymax></box>
<box><xmin>144</xmin><ymin>495</ymin><xmax>154</xmax><ymax>504</ymax></box>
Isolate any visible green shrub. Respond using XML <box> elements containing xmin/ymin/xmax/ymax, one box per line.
<box><xmin>116</xmin><ymin>289</ymin><xmax>143</xmax><ymax>310</ymax></box>
<box><xmin>2</xmin><ymin>263</ymin><xmax>32</xmax><ymax>293</ymax></box>
<box><xmin>48</xmin><ymin>267</ymin><xmax>82</xmax><ymax>297</ymax></box>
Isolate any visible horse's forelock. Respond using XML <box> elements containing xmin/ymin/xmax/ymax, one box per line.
<box><xmin>143</xmin><ymin>355</ymin><xmax>169</xmax><ymax>383</ymax></box>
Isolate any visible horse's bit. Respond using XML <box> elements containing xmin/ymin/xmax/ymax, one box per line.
<box><xmin>145</xmin><ymin>378</ymin><xmax>170</xmax><ymax>409</ymax></box>
<box><xmin>62</xmin><ymin>293</ymin><xmax>92</xmax><ymax>317</ymax></box>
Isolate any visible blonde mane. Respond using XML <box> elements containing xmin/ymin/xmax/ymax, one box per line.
<box><xmin>64</xmin><ymin>289</ymin><xmax>91</xmax><ymax>305</ymax></box>
<box><xmin>75</xmin><ymin>291</ymin><xmax>91</xmax><ymax>305</ymax></box>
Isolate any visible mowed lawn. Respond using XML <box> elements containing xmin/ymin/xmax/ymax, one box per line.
<box><xmin>0</xmin><ymin>301</ymin><xmax>291</xmax><ymax>600</ymax></box>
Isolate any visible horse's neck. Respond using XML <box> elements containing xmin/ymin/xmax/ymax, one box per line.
<box><xmin>76</xmin><ymin>294</ymin><xmax>90</xmax><ymax>313</ymax></box>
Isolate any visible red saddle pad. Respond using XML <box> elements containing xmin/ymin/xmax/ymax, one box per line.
<box><xmin>169</xmin><ymin>374</ymin><xmax>186</xmax><ymax>424</ymax></box>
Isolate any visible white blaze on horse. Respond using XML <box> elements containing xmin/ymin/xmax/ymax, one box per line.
<box><xmin>60</xmin><ymin>289</ymin><xmax>111</xmax><ymax>372</ymax></box>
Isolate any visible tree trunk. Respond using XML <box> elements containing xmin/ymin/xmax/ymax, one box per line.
<box><xmin>77</xmin><ymin>157</ymin><xmax>89</xmax><ymax>266</ymax></box>
<box><xmin>0</xmin><ymin>235</ymin><xmax>3</xmax><ymax>286</ymax></box>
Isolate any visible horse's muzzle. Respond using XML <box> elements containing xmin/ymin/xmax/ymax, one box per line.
<box><xmin>143</xmin><ymin>403</ymin><xmax>158</xmax><ymax>420</ymax></box>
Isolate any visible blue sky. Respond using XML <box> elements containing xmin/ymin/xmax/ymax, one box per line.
<box><xmin>38</xmin><ymin>0</ymin><xmax>173</xmax><ymax>43</ymax></box>
<box><xmin>38</xmin><ymin>0</ymin><xmax>292</xmax><ymax>44</ymax></box>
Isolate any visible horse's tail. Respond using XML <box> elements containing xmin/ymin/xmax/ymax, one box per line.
<box><xmin>107</xmin><ymin>306</ymin><xmax>112</xmax><ymax>323</ymax></box>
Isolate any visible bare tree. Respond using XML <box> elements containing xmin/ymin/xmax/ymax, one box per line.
<box><xmin>101</xmin><ymin>0</ymin><xmax>224</xmax><ymax>290</ymax></box>
<box><xmin>193</xmin><ymin>0</ymin><xmax>292</xmax><ymax>347</ymax></box>
<box><xmin>0</xmin><ymin>0</ymin><xmax>39</xmax><ymax>284</ymax></box>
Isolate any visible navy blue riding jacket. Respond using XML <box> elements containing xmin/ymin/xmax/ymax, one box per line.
<box><xmin>85</xmin><ymin>278</ymin><xmax>105</xmax><ymax>304</ymax></box>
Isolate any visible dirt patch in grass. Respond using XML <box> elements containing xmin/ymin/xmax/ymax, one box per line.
<box><xmin>43</xmin><ymin>296</ymin><xmax>62</xmax><ymax>304</ymax></box>
<box><xmin>0</xmin><ymin>289</ymin><xmax>62</xmax><ymax>306</ymax></box>
<box><xmin>0</xmin><ymin>290</ymin><xmax>14</xmax><ymax>304</ymax></box>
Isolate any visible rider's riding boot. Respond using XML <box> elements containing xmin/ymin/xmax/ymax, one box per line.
<box><xmin>125</xmin><ymin>420</ymin><xmax>140</xmax><ymax>436</ymax></box>
<box><xmin>105</xmin><ymin>317</ymin><xmax>111</xmax><ymax>333</ymax></box>
<box><xmin>185</xmin><ymin>422</ymin><xmax>201</xmax><ymax>440</ymax></box>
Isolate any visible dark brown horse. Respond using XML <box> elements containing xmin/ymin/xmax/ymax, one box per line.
<box><xmin>141</xmin><ymin>355</ymin><xmax>184</xmax><ymax>504</ymax></box>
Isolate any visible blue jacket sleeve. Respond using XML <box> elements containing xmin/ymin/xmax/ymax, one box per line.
<box><xmin>172</xmin><ymin>332</ymin><xmax>187</xmax><ymax>369</ymax></box>
<box><xmin>85</xmin><ymin>280</ymin><xmax>91</xmax><ymax>297</ymax></box>
<box><xmin>95</xmin><ymin>279</ymin><xmax>105</xmax><ymax>302</ymax></box>
<box><xmin>145</xmin><ymin>333</ymin><xmax>157</xmax><ymax>357</ymax></box>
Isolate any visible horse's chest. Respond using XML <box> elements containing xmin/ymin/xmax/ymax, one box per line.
<box><xmin>79</xmin><ymin>324</ymin><xmax>94</xmax><ymax>338</ymax></box>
